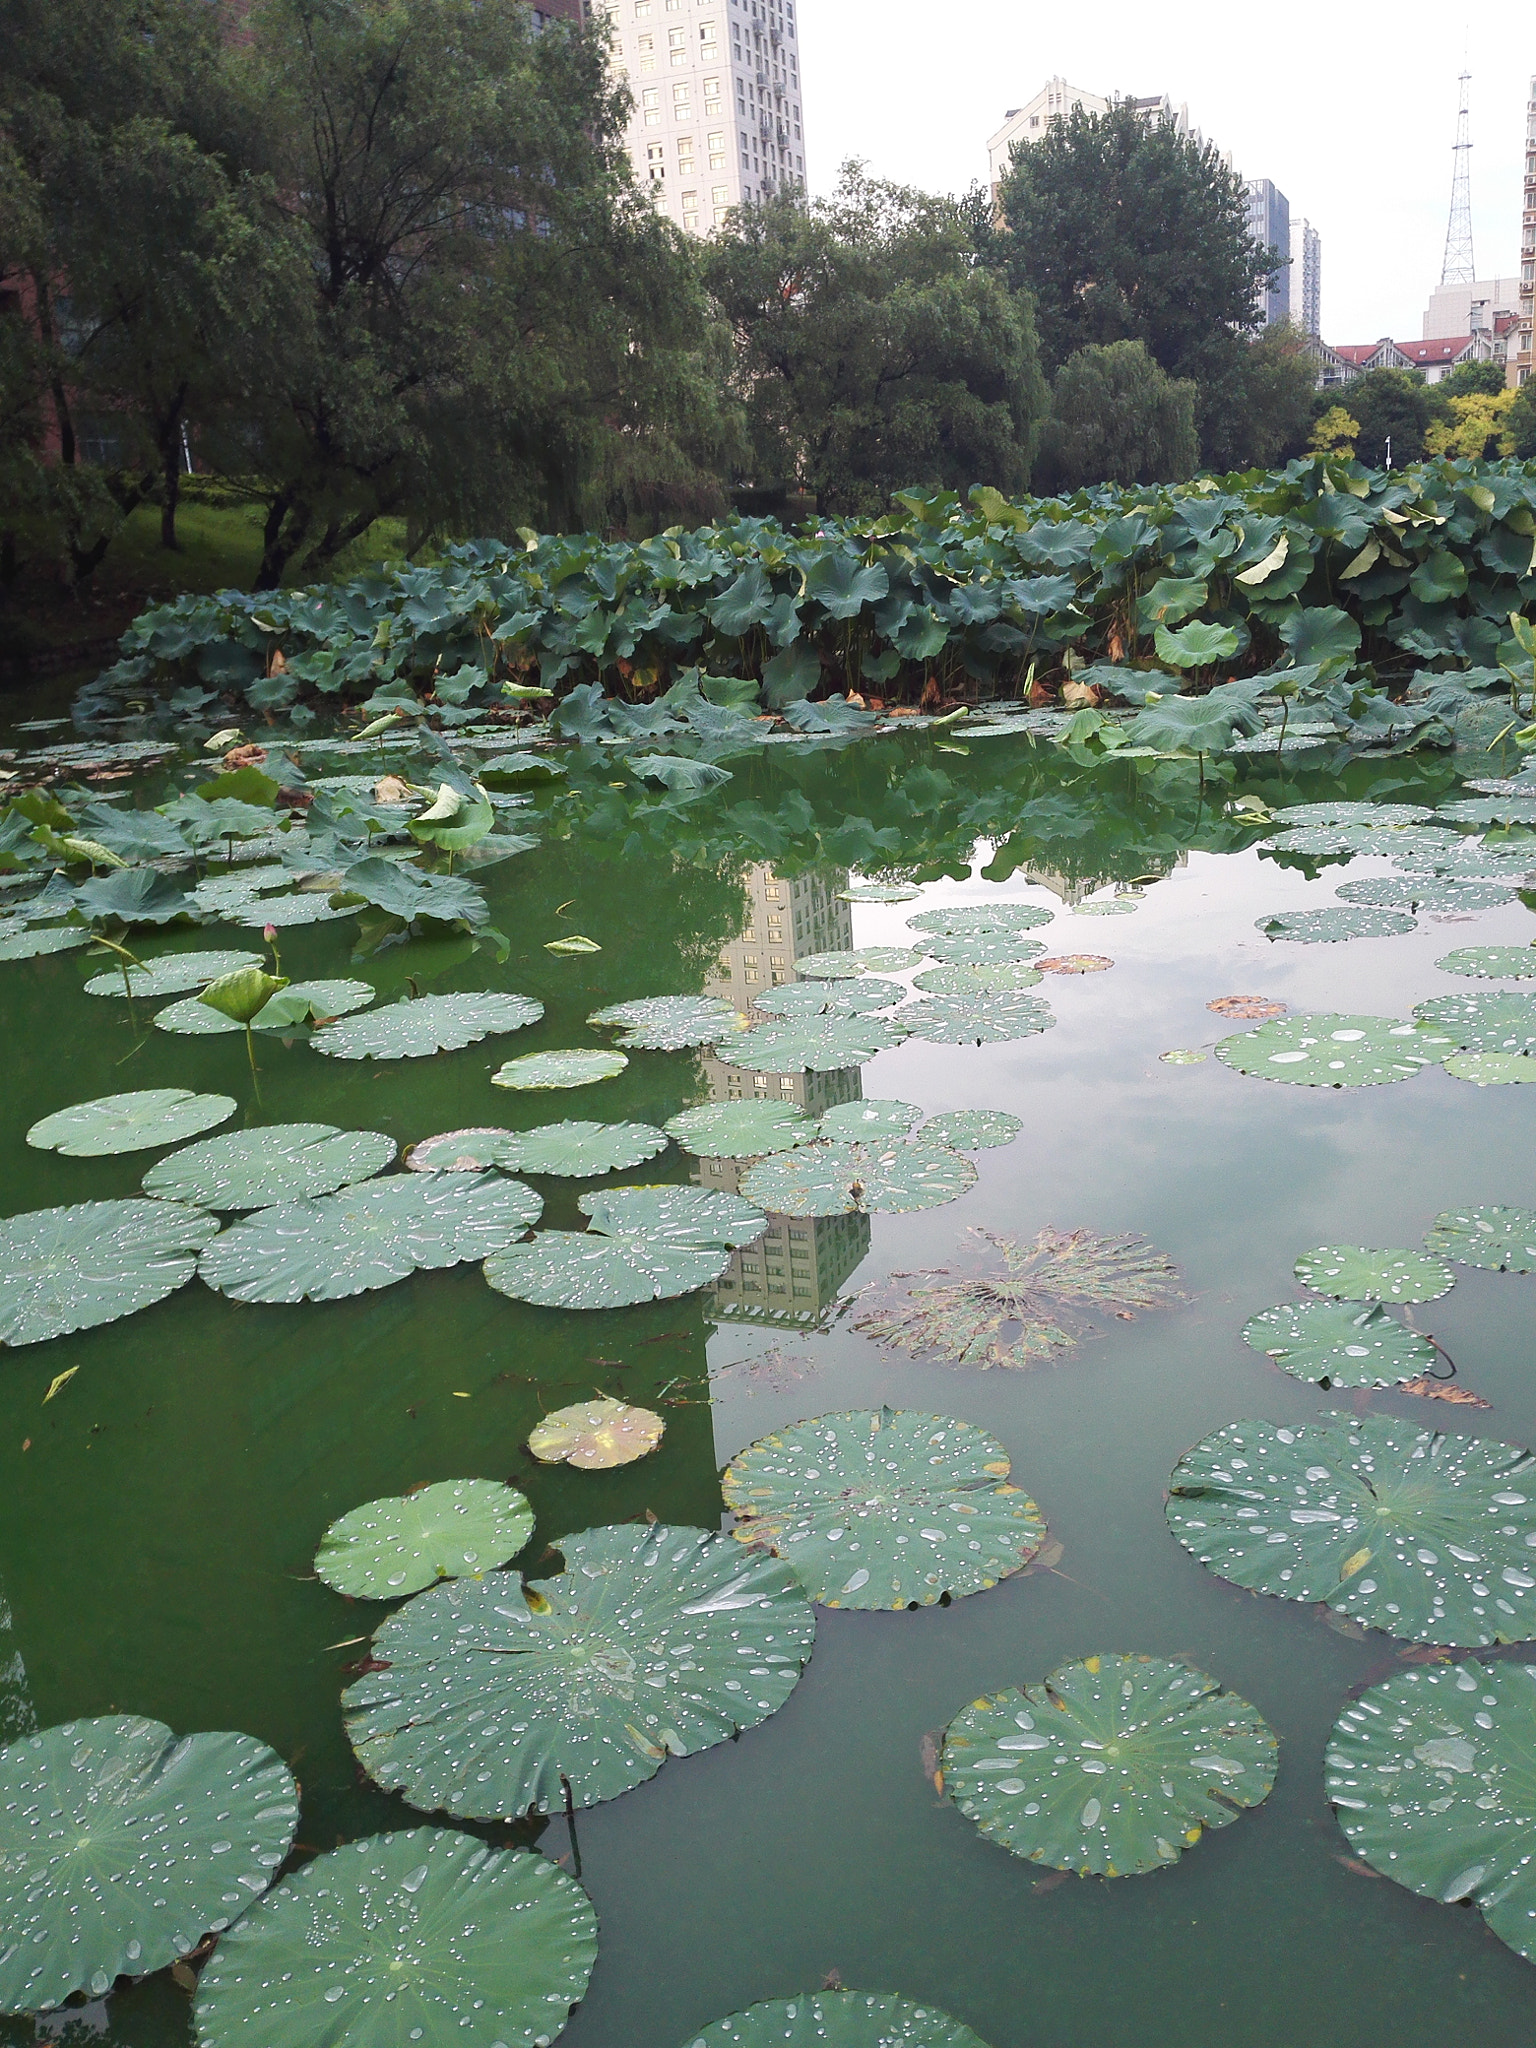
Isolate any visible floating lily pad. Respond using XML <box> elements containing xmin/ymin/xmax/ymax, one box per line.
<box><xmin>311</xmin><ymin>992</ymin><xmax>543</xmax><ymax>1060</ymax></box>
<box><xmin>1294</xmin><ymin>1245</ymin><xmax>1455</xmax><ymax>1304</ymax></box>
<box><xmin>0</xmin><ymin>926</ymin><xmax>90</xmax><ymax>961</ymax></box>
<box><xmin>0</xmin><ymin>1198</ymin><xmax>217</xmax><ymax>1347</ymax></box>
<box><xmin>1036</xmin><ymin>954</ymin><xmax>1114</xmax><ymax>975</ymax></box>
<box><xmin>1160</xmin><ymin>1048</ymin><xmax>1207</xmax><ymax>1065</ymax></box>
<box><xmin>485</xmin><ymin>1185</ymin><xmax>764</xmax><ymax>1310</ymax></box>
<box><xmin>1257</xmin><ymin>907</ymin><xmax>1418</xmax><ymax>943</ymax></box>
<box><xmin>941</xmin><ymin>1656</ymin><xmax>1276</xmax><ymax>1878</ymax></box>
<box><xmin>1412</xmin><ymin>991</ymin><xmax>1536</xmax><ymax>1054</ymax></box>
<box><xmin>405</xmin><ymin>1127</ymin><xmax>517</xmax><ymax>1172</ymax></box>
<box><xmin>235</xmin><ymin>891</ymin><xmax>352</xmax><ymax>929</ymax></box>
<box><xmin>917</xmin><ymin>931</ymin><xmax>1049</xmax><ymax>968</ymax></box>
<box><xmin>343</xmin><ymin>1522</ymin><xmax>815</xmax><ymax>1815</ymax></box>
<box><xmin>838</xmin><ymin>883</ymin><xmax>923</xmax><ymax>903</ymax></box>
<box><xmin>1215</xmin><ymin>1013</ymin><xmax>1447</xmax><ymax>1086</ymax></box>
<box><xmin>82</xmin><ymin>949</ymin><xmax>260</xmax><ymax>998</ymax></box>
<box><xmin>528</xmin><ymin>1397</ymin><xmax>664</xmax><ymax>1469</ymax></box>
<box><xmin>918</xmin><ymin>1110</ymin><xmax>1023</xmax><ymax>1151</ymax></box>
<box><xmin>722</xmin><ymin>1408</ymin><xmax>1044</xmax><ymax>1609</ymax></box>
<box><xmin>26</xmin><ymin>1088</ymin><xmax>236</xmax><ymax>1158</ymax></box>
<box><xmin>816</xmin><ymin>1099</ymin><xmax>923</xmax><ymax>1141</ymax></box>
<box><xmin>199</xmin><ymin>1172</ymin><xmax>541</xmax><ymax>1304</ymax></box>
<box><xmin>1273</xmin><ymin>801</ymin><xmax>1431</xmax><ymax>827</ymax></box>
<box><xmin>1241</xmin><ymin>1299</ymin><xmax>1438</xmax><ymax>1388</ymax></box>
<box><xmin>1446</xmin><ymin>1051</ymin><xmax>1536</xmax><ymax>1085</ymax></box>
<box><xmin>1166</xmin><ymin>1412</ymin><xmax>1536</xmax><ymax>1646</ymax></box>
<box><xmin>193</xmin><ymin>1827</ymin><xmax>596</xmax><ymax>2048</ymax></box>
<box><xmin>906</xmin><ymin>904</ymin><xmax>1053</xmax><ymax>937</ymax></box>
<box><xmin>1436</xmin><ymin>947</ymin><xmax>1536</xmax><ymax>980</ymax></box>
<box><xmin>723</xmin><ymin>1013</ymin><xmax>908</xmax><ymax>1073</ymax></box>
<box><xmin>1208</xmin><ymin>996</ymin><xmax>1287</xmax><ymax>1021</ymax></box>
<box><xmin>490</xmin><ymin>1120</ymin><xmax>669</xmax><ymax>1177</ymax></box>
<box><xmin>911</xmin><ymin>960</ymin><xmax>1043</xmax><ymax>995</ymax></box>
<box><xmin>664</xmin><ymin>1100</ymin><xmax>810</xmax><ymax>1157</ymax></box>
<box><xmin>1326</xmin><ymin>1663</ymin><xmax>1536</xmax><ymax>1965</ymax></box>
<box><xmin>681</xmin><ymin>1991</ymin><xmax>990</xmax><ymax>2048</ymax></box>
<box><xmin>897</xmin><ymin>993</ymin><xmax>1055</xmax><ymax>1045</ymax></box>
<box><xmin>491</xmin><ymin>1049</ymin><xmax>629</xmax><ymax>1090</ymax></box>
<box><xmin>0</xmin><ymin>1715</ymin><xmax>298</xmax><ymax>2015</ymax></box>
<box><xmin>753</xmin><ymin>979</ymin><xmax>903</xmax><ymax>1018</ymax></box>
<box><xmin>1438</xmin><ymin>796</ymin><xmax>1536</xmax><ymax>825</ymax></box>
<box><xmin>143</xmin><ymin>1123</ymin><xmax>396</xmax><ymax>1211</ymax></box>
<box><xmin>795</xmin><ymin>946</ymin><xmax>925</xmax><ymax>978</ymax></box>
<box><xmin>1335</xmin><ymin>875</ymin><xmax>1513</xmax><ymax>912</ymax></box>
<box><xmin>740</xmin><ymin>1140</ymin><xmax>975</xmax><ymax>1217</ymax></box>
<box><xmin>1395</xmin><ymin>844</ymin><xmax>1533</xmax><ymax>882</ymax></box>
<box><xmin>315</xmin><ymin>1480</ymin><xmax>534</xmax><ymax>1598</ymax></box>
<box><xmin>587</xmin><ymin>995</ymin><xmax>744</xmax><ymax>1051</ymax></box>
<box><xmin>1425</xmin><ymin>1206</ymin><xmax>1536</xmax><ymax>1272</ymax></box>
<box><xmin>154</xmin><ymin>979</ymin><xmax>375</xmax><ymax>1036</ymax></box>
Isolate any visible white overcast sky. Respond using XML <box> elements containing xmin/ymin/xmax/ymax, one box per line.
<box><xmin>796</xmin><ymin>0</ymin><xmax>1533</xmax><ymax>345</ymax></box>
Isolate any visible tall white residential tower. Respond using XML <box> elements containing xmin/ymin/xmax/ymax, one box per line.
<box><xmin>1518</xmin><ymin>75</ymin><xmax>1535</xmax><ymax>386</ymax></box>
<box><xmin>590</xmin><ymin>0</ymin><xmax>808</xmax><ymax>236</ymax></box>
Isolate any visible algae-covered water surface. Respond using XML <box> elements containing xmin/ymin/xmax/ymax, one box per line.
<box><xmin>2</xmin><ymin>714</ymin><xmax>1536</xmax><ymax>2048</ymax></box>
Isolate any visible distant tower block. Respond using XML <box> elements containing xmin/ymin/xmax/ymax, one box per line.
<box><xmin>1441</xmin><ymin>69</ymin><xmax>1476</xmax><ymax>286</ymax></box>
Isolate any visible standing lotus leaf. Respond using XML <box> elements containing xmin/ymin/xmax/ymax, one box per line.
<box><xmin>1294</xmin><ymin>1245</ymin><xmax>1455</xmax><ymax>1304</ymax></box>
<box><xmin>491</xmin><ymin>1049</ymin><xmax>628</xmax><ymax>1090</ymax></box>
<box><xmin>919</xmin><ymin>1111</ymin><xmax>1023</xmax><ymax>1151</ymax></box>
<box><xmin>1425</xmin><ymin>1205</ymin><xmax>1536</xmax><ymax>1273</ymax></box>
<box><xmin>490</xmin><ymin>1120</ymin><xmax>669</xmax><ymax>1177</ymax></box>
<box><xmin>795</xmin><ymin>946</ymin><xmax>925</xmax><ymax>978</ymax></box>
<box><xmin>722</xmin><ymin>1407</ymin><xmax>1045</xmax><ymax>1609</ymax></box>
<box><xmin>485</xmin><ymin>1185</ymin><xmax>765</xmax><ymax>1310</ymax></box>
<box><xmin>722</xmin><ymin>1013</ymin><xmax>908</xmax><ymax>1073</ymax></box>
<box><xmin>1445</xmin><ymin>1051</ymin><xmax>1536</xmax><ymax>1085</ymax></box>
<box><xmin>753</xmin><ymin>980</ymin><xmax>903</xmax><ymax>1018</ymax></box>
<box><xmin>192</xmin><ymin>1827</ymin><xmax>596</xmax><ymax>2048</ymax></box>
<box><xmin>154</xmin><ymin>980</ymin><xmax>374</xmax><ymax>1036</ymax></box>
<box><xmin>854</xmin><ymin>1226</ymin><xmax>1183</xmax><ymax>1370</ymax></box>
<box><xmin>26</xmin><ymin>1088</ymin><xmax>237</xmax><ymax>1158</ymax></box>
<box><xmin>1215</xmin><ymin>1013</ymin><xmax>1449</xmax><ymax>1086</ymax></box>
<box><xmin>664</xmin><ymin>1100</ymin><xmax>810</xmax><ymax>1157</ymax></box>
<box><xmin>912</xmin><ymin>961</ymin><xmax>1043</xmax><ymax>995</ymax></box>
<box><xmin>1436</xmin><ymin>947</ymin><xmax>1536</xmax><ymax>980</ymax></box>
<box><xmin>82</xmin><ymin>949</ymin><xmax>261</xmax><ymax>998</ymax></box>
<box><xmin>907</xmin><ymin>904</ymin><xmax>1053</xmax><ymax>936</ymax></box>
<box><xmin>587</xmin><ymin>995</ymin><xmax>744</xmax><ymax>1050</ymax></box>
<box><xmin>310</xmin><ymin>992</ymin><xmax>543</xmax><ymax>1059</ymax></box>
<box><xmin>1241</xmin><ymin>1300</ymin><xmax>1438</xmax><ymax>1388</ymax></box>
<box><xmin>0</xmin><ymin>1715</ymin><xmax>298</xmax><ymax>2014</ymax></box>
<box><xmin>1257</xmin><ymin>907</ymin><xmax>1417</xmax><ymax>943</ymax></box>
<box><xmin>315</xmin><ymin>1480</ymin><xmax>534</xmax><ymax>1599</ymax></box>
<box><xmin>740</xmin><ymin>1141</ymin><xmax>976</xmax><ymax>1217</ymax></box>
<box><xmin>0</xmin><ymin>1198</ymin><xmax>218</xmax><ymax>1346</ymax></box>
<box><xmin>816</xmin><ymin>1099</ymin><xmax>923</xmax><ymax>1140</ymax></box>
<box><xmin>917</xmin><ymin>931</ymin><xmax>1048</xmax><ymax>968</ymax></box>
<box><xmin>1326</xmin><ymin>1663</ymin><xmax>1536</xmax><ymax>1966</ymax></box>
<box><xmin>342</xmin><ymin>1522</ymin><xmax>815</xmax><ymax>1814</ymax></box>
<box><xmin>528</xmin><ymin>1396</ymin><xmax>664</xmax><ymax>1469</ymax></box>
<box><xmin>897</xmin><ymin>993</ymin><xmax>1055</xmax><ymax>1045</ymax></box>
<box><xmin>1413</xmin><ymin>991</ymin><xmax>1536</xmax><ymax>1054</ymax></box>
<box><xmin>681</xmin><ymin>1990</ymin><xmax>992</xmax><ymax>2047</ymax></box>
<box><xmin>143</xmin><ymin>1123</ymin><xmax>396</xmax><ymax>1210</ymax></box>
<box><xmin>1167</xmin><ymin>1412</ymin><xmax>1536</xmax><ymax>1645</ymax></box>
<box><xmin>199</xmin><ymin>1172</ymin><xmax>541</xmax><ymax>1304</ymax></box>
<box><xmin>941</xmin><ymin>1655</ymin><xmax>1276</xmax><ymax>1877</ymax></box>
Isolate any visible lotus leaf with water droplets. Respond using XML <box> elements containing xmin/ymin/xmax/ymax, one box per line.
<box><xmin>1425</xmin><ymin>1206</ymin><xmax>1536</xmax><ymax>1273</ymax></box>
<box><xmin>27</xmin><ymin>1088</ymin><xmax>236</xmax><ymax>1157</ymax></box>
<box><xmin>0</xmin><ymin>926</ymin><xmax>90</xmax><ymax>961</ymax></box>
<box><xmin>143</xmin><ymin>1123</ymin><xmax>395</xmax><ymax>1209</ymax></box>
<box><xmin>587</xmin><ymin>995</ymin><xmax>744</xmax><ymax>1051</ymax></box>
<box><xmin>752</xmin><ymin>979</ymin><xmax>902</xmax><ymax>1018</ymax></box>
<box><xmin>1335</xmin><ymin>875</ymin><xmax>1513</xmax><ymax>912</ymax></box>
<box><xmin>1413</xmin><ymin>991</ymin><xmax>1536</xmax><ymax>1054</ymax></box>
<box><xmin>155</xmin><ymin>980</ymin><xmax>374</xmax><ymax>1036</ymax></box>
<box><xmin>484</xmin><ymin>1184</ymin><xmax>764</xmax><ymax>1310</ymax></box>
<box><xmin>722</xmin><ymin>1013</ymin><xmax>908</xmax><ymax>1073</ymax></box>
<box><xmin>918</xmin><ymin>1110</ymin><xmax>1023</xmax><ymax>1151</ymax></box>
<box><xmin>906</xmin><ymin>904</ymin><xmax>1052</xmax><ymax>937</ymax></box>
<box><xmin>1215</xmin><ymin>1013</ymin><xmax>1448</xmax><ymax>1086</ymax></box>
<box><xmin>915</xmin><ymin>931</ymin><xmax>1048</xmax><ymax>968</ymax></box>
<box><xmin>0</xmin><ymin>1198</ymin><xmax>218</xmax><ymax>1346</ymax></box>
<box><xmin>491</xmin><ymin>1049</ymin><xmax>628</xmax><ymax>1090</ymax></box>
<box><xmin>815</xmin><ymin>1099</ymin><xmax>923</xmax><ymax>1141</ymax></box>
<box><xmin>528</xmin><ymin>1397</ymin><xmax>664</xmax><ymax>1469</ymax></box>
<box><xmin>1294</xmin><ymin>1245</ymin><xmax>1454</xmax><ymax>1304</ymax></box>
<box><xmin>315</xmin><ymin>1480</ymin><xmax>534</xmax><ymax>1598</ymax></box>
<box><xmin>911</xmin><ymin>960</ymin><xmax>1043</xmax><ymax>995</ymax></box>
<box><xmin>489</xmin><ymin>1120</ymin><xmax>669</xmax><ymax>1177</ymax></box>
<box><xmin>896</xmin><ymin>993</ymin><xmax>1055</xmax><ymax>1045</ymax></box>
<box><xmin>664</xmin><ymin>1100</ymin><xmax>809</xmax><ymax>1157</ymax></box>
<box><xmin>1257</xmin><ymin>907</ymin><xmax>1417</xmax><ymax>943</ymax></box>
<box><xmin>679</xmin><ymin>1991</ymin><xmax>990</xmax><ymax>2048</ymax></box>
<box><xmin>310</xmin><ymin>992</ymin><xmax>543</xmax><ymax>1059</ymax></box>
<box><xmin>1241</xmin><ymin>1299</ymin><xmax>1437</xmax><ymax>1388</ymax></box>
<box><xmin>1446</xmin><ymin>1052</ymin><xmax>1536</xmax><ymax>1085</ymax></box>
<box><xmin>82</xmin><ymin>949</ymin><xmax>260</xmax><ymax>998</ymax></box>
<box><xmin>741</xmin><ymin>1141</ymin><xmax>975</xmax><ymax>1217</ymax></box>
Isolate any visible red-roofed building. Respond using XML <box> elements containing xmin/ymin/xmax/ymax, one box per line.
<box><xmin>1311</xmin><ymin>325</ymin><xmax>1507</xmax><ymax>389</ymax></box>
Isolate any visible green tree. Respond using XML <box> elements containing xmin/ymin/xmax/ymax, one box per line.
<box><xmin>1328</xmin><ymin>367</ymin><xmax>1434</xmax><ymax>468</ymax></box>
<box><xmin>232</xmin><ymin>0</ymin><xmax>729</xmax><ymax>585</ymax></box>
<box><xmin>1434</xmin><ymin>359</ymin><xmax>1509</xmax><ymax>401</ymax></box>
<box><xmin>1202</xmin><ymin>320</ymin><xmax>1320</xmax><ymax>472</ymax></box>
<box><xmin>1506</xmin><ymin>380</ymin><xmax>1536</xmax><ymax>459</ymax></box>
<box><xmin>1035</xmin><ymin>340</ymin><xmax>1198</xmax><ymax>491</ymax></box>
<box><xmin>993</xmin><ymin>100</ymin><xmax>1273</xmax><ymax>461</ymax></box>
<box><xmin>703</xmin><ymin>165</ymin><xmax>1047</xmax><ymax>515</ymax></box>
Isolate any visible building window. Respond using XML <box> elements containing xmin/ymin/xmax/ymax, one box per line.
<box><xmin>635</xmin><ymin>0</ymin><xmax>651</xmax><ymax>12</ymax></box>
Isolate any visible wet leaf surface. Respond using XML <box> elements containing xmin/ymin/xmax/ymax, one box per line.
<box><xmin>315</xmin><ymin>1480</ymin><xmax>535</xmax><ymax>1599</ymax></box>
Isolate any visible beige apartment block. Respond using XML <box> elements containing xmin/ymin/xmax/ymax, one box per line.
<box><xmin>1519</xmin><ymin>75</ymin><xmax>1535</xmax><ymax>387</ymax></box>
<box><xmin>588</xmin><ymin>0</ymin><xmax>807</xmax><ymax>236</ymax></box>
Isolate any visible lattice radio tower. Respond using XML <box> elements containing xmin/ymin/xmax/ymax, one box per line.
<box><xmin>1441</xmin><ymin>68</ymin><xmax>1476</xmax><ymax>286</ymax></box>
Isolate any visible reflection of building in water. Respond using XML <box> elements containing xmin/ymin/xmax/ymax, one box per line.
<box><xmin>700</xmin><ymin>1154</ymin><xmax>872</xmax><ymax>1322</ymax></box>
<box><xmin>705</xmin><ymin>863</ymin><xmax>851</xmax><ymax>1006</ymax></box>
<box><xmin>1022</xmin><ymin>851</ymin><xmax>1188</xmax><ymax>905</ymax></box>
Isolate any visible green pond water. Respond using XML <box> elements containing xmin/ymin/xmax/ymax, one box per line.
<box><xmin>3</xmin><ymin>722</ymin><xmax>1536</xmax><ymax>2046</ymax></box>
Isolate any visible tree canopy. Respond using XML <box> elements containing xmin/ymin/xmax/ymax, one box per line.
<box><xmin>1036</xmin><ymin>340</ymin><xmax>1198</xmax><ymax>490</ymax></box>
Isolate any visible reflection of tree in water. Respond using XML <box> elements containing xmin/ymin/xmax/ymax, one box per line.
<box><xmin>0</xmin><ymin>1575</ymin><xmax>36</xmax><ymax>1744</ymax></box>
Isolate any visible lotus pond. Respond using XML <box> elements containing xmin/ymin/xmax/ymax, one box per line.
<box><xmin>3</xmin><ymin>707</ymin><xmax>1536</xmax><ymax>2048</ymax></box>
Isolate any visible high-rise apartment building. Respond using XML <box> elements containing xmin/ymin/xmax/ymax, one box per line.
<box><xmin>1518</xmin><ymin>75</ymin><xmax>1535</xmax><ymax>386</ymax></box>
<box><xmin>1244</xmin><ymin>179</ymin><xmax>1290</xmax><ymax>326</ymax></box>
<box><xmin>589</xmin><ymin>0</ymin><xmax>808</xmax><ymax>237</ymax></box>
<box><xmin>1290</xmin><ymin>218</ymin><xmax>1321</xmax><ymax>337</ymax></box>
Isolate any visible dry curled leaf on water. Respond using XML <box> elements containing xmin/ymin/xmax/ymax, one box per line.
<box><xmin>852</xmin><ymin>1225</ymin><xmax>1184</xmax><ymax>1370</ymax></box>
<box><xmin>1021</xmin><ymin>1536</ymin><xmax>1066</xmax><ymax>1576</ymax></box>
<box><xmin>1396</xmin><ymin>1376</ymin><xmax>1491</xmax><ymax>1407</ymax></box>
<box><xmin>1397</xmin><ymin>1643</ymin><xmax>1454</xmax><ymax>1665</ymax></box>
<box><xmin>374</xmin><ymin>775</ymin><xmax>413</xmax><ymax>802</ymax></box>
<box><xmin>1208</xmin><ymin>995</ymin><xmax>1287</xmax><ymax>1021</ymax></box>
<box><xmin>919</xmin><ymin>1731</ymin><xmax>941</xmax><ymax>1789</ymax></box>
<box><xmin>1335</xmin><ymin>1855</ymin><xmax>1381</xmax><ymax>1880</ymax></box>
<box><xmin>1035</xmin><ymin>953</ymin><xmax>1113</xmax><ymax>975</ymax></box>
